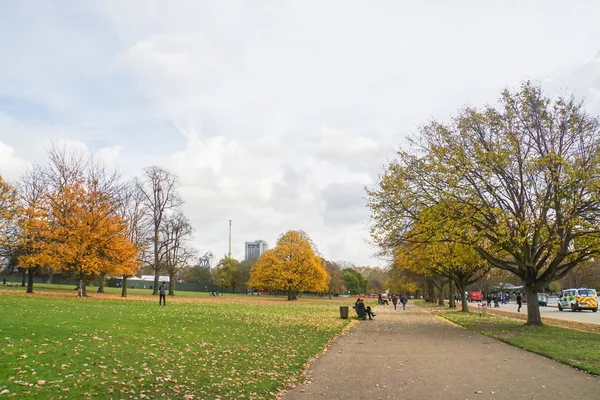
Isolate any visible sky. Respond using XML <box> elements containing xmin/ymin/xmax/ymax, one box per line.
<box><xmin>1</xmin><ymin>1</ymin><xmax>600</xmax><ymax>266</ymax></box>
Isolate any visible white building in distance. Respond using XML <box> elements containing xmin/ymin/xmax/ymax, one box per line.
<box><xmin>245</xmin><ymin>240</ymin><xmax>268</xmax><ymax>261</ymax></box>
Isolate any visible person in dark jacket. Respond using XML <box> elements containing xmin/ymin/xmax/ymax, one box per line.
<box><xmin>400</xmin><ymin>294</ymin><xmax>408</xmax><ymax>310</ymax></box>
<box><xmin>355</xmin><ymin>299</ymin><xmax>375</xmax><ymax>320</ymax></box>
<box><xmin>516</xmin><ymin>293</ymin><xmax>523</xmax><ymax>312</ymax></box>
<box><xmin>159</xmin><ymin>282</ymin><xmax>167</xmax><ymax>306</ymax></box>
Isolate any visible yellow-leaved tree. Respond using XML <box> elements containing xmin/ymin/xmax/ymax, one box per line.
<box><xmin>39</xmin><ymin>148</ymin><xmax>140</xmax><ymax>296</ymax></box>
<box><xmin>14</xmin><ymin>166</ymin><xmax>55</xmax><ymax>293</ymax></box>
<box><xmin>248</xmin><ymin>230</ymin><xmax>329</xmax><ymax>300</ymax></box>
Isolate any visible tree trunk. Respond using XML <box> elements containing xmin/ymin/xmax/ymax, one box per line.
<box><xmin>426</xmin><ymin>280</ymin><xmax>434</xmax><ymax>302</ymax></box>
<box><xmin>525</xmin><ymin>286</ymin><xmax>542</xmax><ymax>326</ymax></box>
<box><xmin>97</xmin><ymin>273</ymin><xmax>106</xmax><ymax>293</ymax></box>
<box><xmin>46</xmin><ymin>270</ymin><xmax>53</xmax><ymax>284</ymax></box>
<box><xmin>153</xmin><ymin>270</ymin><xmax>159</xmax><ymax>295</ymax></box>
<box><xmin>231</xmin><ymin>284</ymin><xmax>236</xmax><ymax>294</ymax></box>
<box><xmin>21</xmin><ymin>268</ymin><xmax>26</xmax><ymax>287</ymax></box>
<box><xmin>448</xmin><ymin>280</ymin><xmax>456</xmax><ymax>308</ymax></box>
<box><xmin>287</xmin><ymin>291</ymin><xmax>298</xmax><ymax>301</ymax></box>
<box><xmin>153</xmin><ymin>229</ymin><xmax>159</xmax><ymax>295</ymax></box>
<box><xmin>82</xmin><ymin>280</ymin><xmax>87</xmax><ymax>297</ymax></box>
<box><xmin>26</xmin><ymin>268</ymin><xmax>35</xmax><ymax>294</ymax></box>
<box><xmin>328</xmin><ymin>291</ymin><xmax>332</xmax><ymax>299</ymax></box>
<box><xmin>456</xmin><ymin>280</ymin><xmax>469</xmax><ymax>312</ymax></box>
<box><xmin>169</xmin><ymin>273</ymin><xmax>175</xmax><ymax>296</ymax></box>
<box><xmin>121</xmin><ymin>276</ymin><xmax>128</xmax><ymax>298</ymax></box>
<box><xmin>437</xmin><ymin>282</ymin><xmax>445</xmax><ymax>306</ymax></box>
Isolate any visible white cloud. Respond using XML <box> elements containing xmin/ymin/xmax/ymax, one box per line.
<box><xmin>0</xmin><ymin>140</ymin><xmax>28</xmax><ymax>180</ymax></box>
<box><xmin>2</xmin><ymin>1</ymin><xmax>600</xmax><ymax>265</ymax></box>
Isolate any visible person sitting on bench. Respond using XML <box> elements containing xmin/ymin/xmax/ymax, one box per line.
<box><xmin>378</xmin><ymin>294</ymin><xmax>389</xmax><ymax>305</ymax></box>
<box><xmin>354</xmin><ymin>298</ymin><xmax>375</xmax><ymax>320</ymax></box>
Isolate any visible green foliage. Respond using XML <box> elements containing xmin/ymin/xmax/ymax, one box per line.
<box><xmin>0</xmin><ymin>292</ymin><xmax>350</xmax><ymax>398</ymax></box>
<box><xmin>181</xmin><ymin>265</ymin><xmax>214</xmax><ymax>285</ymax></box>
<box><xmin>342</xmin><ymin>269</ymin><xmax>367</xmax><ymax>294</ymax></box>
<box><xmin>213</xmin><ymin>256</ymin><xmax>242</xmax><ymax>292</ymax></box>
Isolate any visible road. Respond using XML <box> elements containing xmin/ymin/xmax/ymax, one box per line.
<box><xmin>466</xmin><ymin>301</ymin><xmax>600</xmax><ymax>325</ymax></box>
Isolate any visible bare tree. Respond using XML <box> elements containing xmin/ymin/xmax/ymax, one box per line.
<box><xmin>137</xmin><ymin>166</ymin><xmax>183</xmax><ymax>295</ymax></box>
<box><xmin>116</xmin><ymin>179</ymin><xmax>149</xmax><ymax>297</ymax></box>
<box><xmin>160</xmin><ymin>212</ymin><xmax>194</xmax><ymax>295</ymax></box>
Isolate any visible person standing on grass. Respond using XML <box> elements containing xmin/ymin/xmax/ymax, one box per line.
<box><xmin>159</xmin><ymin>282</ymin><xmax>167</xmax><ymax>306</ymax></box>
<box><xmin>78</xmin><ymin>280</ymin><xmax>83</xmax><ymax>297</ymax></box>
<box><xmin>400</xmin><ymin>294</ymin><xmax>408</xmax><ymax>310</ymax></box>
<box><xmin>392</xmin><ymin>294</ymin><xmax>399</xmax><ymax>310</ymax></box>
<box><xmin>516</xmin><ymin>293</ymin><xmax>522</xmax><ymax>312</ymax></box>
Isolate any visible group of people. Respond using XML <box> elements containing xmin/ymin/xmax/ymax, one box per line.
<box><xmin>354</xmin><ymin>294</ymin><xmax>409</xmax><ymax>320</ymax></box>
<box><xmin>391</xmin><ymin>294</ymin><xmax>408</xmax><ymax>310</ymax></box>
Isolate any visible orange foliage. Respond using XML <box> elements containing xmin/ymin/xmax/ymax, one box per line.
<box><xmin>248</xmin><ymin>230</ymin><xmax>329</xmax><ymax>297</ymax></box>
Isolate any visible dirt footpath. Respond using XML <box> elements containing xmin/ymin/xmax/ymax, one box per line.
<box><xmin>283</xmin><ymin>303</ymin><xmax>600</xmax><ymax>400</ymax></box>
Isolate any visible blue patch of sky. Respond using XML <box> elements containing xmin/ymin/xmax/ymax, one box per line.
<box><xmin>0</xmin><ymin>2</ymin><xmax>185</xmax><ymax>155</ymax></box>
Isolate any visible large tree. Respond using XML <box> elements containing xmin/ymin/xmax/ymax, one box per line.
<box><xmin>342</xmin><ymin>268</ymin><xmax>367</xmax><ymax>295</ymax></box>
<box><xmin>39</xmin><ymin>147</ymin><xmax>139</xmax><ymax>296</ymax></box>
<box><xmin>137</xmin><ymin>167</ymin><xmax>182</xmax><ymax>295</ymax></box>
<box><xmin>368</xmin><ymin>82</ymin><xmax>600</xmax><ymax>325</ymax></box>
<box><xmin>117</xmin><ymin>180</ymin><xmax>148</xmax><ymax>297</ymax></box>
<box><xmin>324</xmin><ymin>260</ymin><xmax>346</xmax><ymax>298</ymax></box>
<box><xmin>160</xmin><ymin>212</ymin><xmax>195</xmax><ymax>295</ymax></box>
<box><xmin>394</xmin><ymin>204</ymin><xmax>490</xmax><ymax>311</ymax></box>
<box><xmin>248</xmin><ymin>230</ymin><xmax>329</xmax><ymax>300</ymax></box>
<box><xmin>213</xmin><ymin>256</ymin><xmax>242</xmax><ymax>294</ymax></box>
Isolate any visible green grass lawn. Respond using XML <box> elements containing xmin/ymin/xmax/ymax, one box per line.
<box><xmin>417</xmin><ymin>301</ymin><xmax>600</xmax><ymax>376</ymax></box>
<box><xmin>0</xmin><ymin>291</ymin><xmax>353</xmax><ymax>399</ymax></box>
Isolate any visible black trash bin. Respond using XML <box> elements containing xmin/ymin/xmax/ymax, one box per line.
<box><xmin>339</xmin><ymin>306</ymin><xmax>349</xmax><ymax>319</ymax></box>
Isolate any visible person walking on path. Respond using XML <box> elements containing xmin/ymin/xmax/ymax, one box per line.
<box><xmin>77</xmin><ymin>280</ymin><xmax>84</xmax><ymax>297</ymax></box>
<box><xmin>159</xmin><ymin>282</ymin><xmax>167</xmax><ymax>306</ymax></box>
<box><xmin>516</xmin><ymin>293</ymin><xmax>522</xmax><ymax>312</ymax></box>
<box><xmin>400</xmin><ymin>294</ymin><xmax>408</xmax><ymax>310</ymax></box>
<box><xmin>391</xmin><ymin>294</ymin><xmax>399</xmax><ymax>310</ymax></box>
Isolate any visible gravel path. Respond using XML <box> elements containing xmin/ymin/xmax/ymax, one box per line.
<box><xmin>283</xmin><ymin>303</ymin><xmax>600</xmax><ymax>400</ymax></box>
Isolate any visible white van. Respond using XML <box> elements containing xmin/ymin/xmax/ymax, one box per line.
<box><xmin>558</xmin><ymin>288</ymin><xmax>598</xmax><ymax>312</ymax></box>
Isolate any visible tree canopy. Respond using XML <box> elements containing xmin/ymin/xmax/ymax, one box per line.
<box><xmin>248</xmin><ymin>230</ymin><xmax>329</xmax><ymax>300</ymax></box>
<box><xmin>368</xmin><ymin>82</ymin><xmax>600</xmax><ymax>325</ymax></box>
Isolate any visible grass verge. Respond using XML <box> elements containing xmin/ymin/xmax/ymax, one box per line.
<box><xmin>0</xmin><ymin>292</ymin><xmax>353</xmax><ymax>399</ymax></box>
<box><xmin>417</xmin><ymin>301</ymin><xmax>600</xmax><ymax>376</ymax></box>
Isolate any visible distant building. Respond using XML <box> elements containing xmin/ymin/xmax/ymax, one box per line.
<box><xmin>245</xmin><ymin>240</ymin><xmax>268</xmax><ymax>260</ymax></box>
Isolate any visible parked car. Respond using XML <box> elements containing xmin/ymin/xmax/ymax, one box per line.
<box><xmin>537</xmin><ymin>293</ymin><xmax>548</xmax><ymax>306</ymax></box>
<box><xmin>468</xmin><ymin>291</ymin><xmax>483</xmax><ymax>302</ymax></box>
<box><xmin>558</xmin><ymin>288</ymin><xmax>598</xmax><ymax>312</ymax></box>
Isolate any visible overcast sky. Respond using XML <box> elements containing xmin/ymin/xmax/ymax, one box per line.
<box><xmin>1</xmin><ymin>1</ymin><xmax>600</xmax><ymax>266</ymax></box>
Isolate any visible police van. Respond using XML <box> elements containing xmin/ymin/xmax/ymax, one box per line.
<box><xmin>558</xmin><ymin>288</ymin><xmax>598</xmax><ymax>312</ymax></box>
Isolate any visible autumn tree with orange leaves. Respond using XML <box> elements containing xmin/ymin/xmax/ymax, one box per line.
<box><xmin>41</xmin><ymin>149</ymin><xmax>140</xmax><ymax>296</ymax></box>
<box><xmin>248</xmin><ymin>230</ymin><xmax>329</xmax><ymax>300</ymax></box>
<box><xmin>13</xmin><ymin>165</ymin><xmax>54</xmax><ymax>293</ymax></box>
